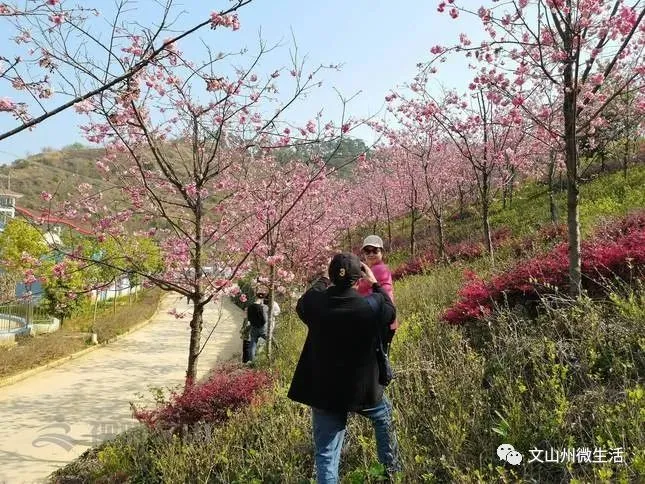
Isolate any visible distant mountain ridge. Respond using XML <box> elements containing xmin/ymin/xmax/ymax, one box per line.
<box><xmin>0</xmin><ymin>137</ymin><xmax>370</xmax><ymax>211</ymax></box>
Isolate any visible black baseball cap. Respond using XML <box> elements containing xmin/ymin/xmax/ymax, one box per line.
<box><xmin>329</xmin><ymin>253</ymin><xmax>362</xmax><ymax>288</ymax></box>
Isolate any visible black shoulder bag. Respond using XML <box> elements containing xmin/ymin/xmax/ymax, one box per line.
<box><xmin>366</xmin><ymin>295</ymin><xmax>394</xmax><ymax>386</ymax></box>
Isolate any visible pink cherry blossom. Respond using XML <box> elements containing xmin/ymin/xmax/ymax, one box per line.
<box><xmin>209</xmin><ymin>13</ymin><xmax>240</xmax><ymax>31</ymax></box>
<box><xmin>74</xmin><ymin>99</ymin><xmax>93</xmax><ymax>113</ymax></box>
<box><xmin>49</xmin><ymin>13</ymin><xmax>65</xmax><ymax>25</ymax></box>
<box><xmin>0</xmin><ymin>97</ymin><xmax>16</xmax><ymax>112</ymax></box>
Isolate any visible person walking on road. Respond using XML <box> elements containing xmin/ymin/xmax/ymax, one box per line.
<box><xmin>246</xmin><ymin>289</ymin><xmax>269</xmax><ymax>362</ymax></box>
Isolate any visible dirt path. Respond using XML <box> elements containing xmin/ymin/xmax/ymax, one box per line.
<box><xmin>0</xmin><ymin>293</ymin><xmax>243</xmax><ymax>484</ymax></box>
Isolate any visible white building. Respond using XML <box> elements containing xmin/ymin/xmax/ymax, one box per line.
<box><xmin>0</xmin><ymin>189</ymin><xmax>22</xmax><ymax>230</ymax></box>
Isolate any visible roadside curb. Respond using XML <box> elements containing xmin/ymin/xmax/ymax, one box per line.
<box><xmin>0</xmin><ymin>292</ymin><xmax>165</xmax><ymax>389</ymax></box>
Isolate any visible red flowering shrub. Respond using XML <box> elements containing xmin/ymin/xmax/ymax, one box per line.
<box><xmin>509</xmin><ymin>223</ymin><xmax>568</xmax><ymax>257</ymax></box>
<box><xmin>509</xmin><ymin>237</ymin><xmax>534</xmax><ymax>258</ymax></box>
<box><xmin>133</xmin><ymin>366</ymin><xmax>272</xmax><ymax>430</ymax></box>
<box><xmin>582</xmin><ymin>229</ymin><xmax>645</xmax><ymax>290</ymax></box>
<box><xmin>446</xmin><ymin>240</ymin><xmax>484</xmax><ymax>261</ymax></box>
<box><xmin>593</xmin><ymin>212</ymin><xmax>645</xmax><ymax>243</ymax></box>
<box><xmin>392</xmin><ymin>250</ymin><xmax>436</xmax><ymax>280</ymax></box>
<box><xmin>443</xmin><ymin>223</ymin><xmax>645</xmax><ymax>325</ymax></box>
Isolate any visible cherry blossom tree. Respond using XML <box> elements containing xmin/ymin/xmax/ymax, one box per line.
<box><xmin>237</xmin><ymin>158</ymin><xmax>339</xmax><ymax>358</ymax></box>
<box><xmin>432</xmin><ymin>0</ymin><xmax>645</xmax><ymax>294</ymax></box>
<box><xmin>375</xmin><ymin>97</ymin><xmax>469</xmax><ymax>261</ymax></box>
<box><xmin>385</xmin><ymin>84</ymin><xmax>529</xmax><ymax>262</ymax></box>
<box><xmin>0</xmin><ymin>0</ymin><xmax>253</xmax><ymax>141</ymax></box>
<box><xmin>38</xmin><ymin>30</ymin><xmax>356</xmax><ymax>382</ymax></box>
<box><xmin>349</xmin><ymin>152</ymin><xmax>393</xmax><ymax>247</ymax></box>
<box><xmin>374</xmin><ymin>144</ymin><xmax>425</xmax><ymax>257</ymax></box>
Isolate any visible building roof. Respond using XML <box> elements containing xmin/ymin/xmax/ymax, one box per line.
<box><xmin>0</xmin><ymin>189</ymin><xmax>23</xmax><ymax>198</ymax></box>
<box><xmin>14</xmin><ymin>206</ymin><xmax>92</xmax><ymax>235</ymax></box>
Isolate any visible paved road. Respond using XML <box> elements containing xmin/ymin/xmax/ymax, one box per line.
<box><xmin>0</xmin><ymin>294</ymin><xmax>243</xmax><ymax>484</ymax></box>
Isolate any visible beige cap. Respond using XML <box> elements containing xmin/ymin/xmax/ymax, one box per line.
<box><xmin>361</xmin><ymin>235</ymin><xmax>384</xmax><ymax>250</ymax></box>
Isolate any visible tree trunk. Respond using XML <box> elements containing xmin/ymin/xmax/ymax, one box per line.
<box><xmin>600</xmin><ymin>151</ymin><xmax>606</xmax><ymax>173</ymax></box>
<box><xmin>93</xmin><ymin>295</ymin><xmax>99</xmax><ymax>327</ymax></box>
<box><xmin>458</xmin><ymin>183</ymin><xmax>465</xmax><ymax>218</ymax></box>
<box><xmin>566</xmin><ymin>177</ymin><xmax>581</xmax><ymax>295</ymax></box>
<box><xmin>384</xmin><ymin>192</ymin><xmax>392</xmax><ymax>250</ymax></box>
<box><xmin>185</xmin><ymin>299</ymin><xmax>203</xmax><ymax>385</ymax></box>
<box><xmin>112</xmin><ymin>283</ymin><xmax>117</xmax><ymax>315</ymax></box>
<box><xmin>481</xmin><ymin>172</ymin><xmax>494</xmax><ymax>264</ymax></box>
<box><xmin>502</xmin><ymin>183</ymin><xmax>507</xmax><ymax>209</ymax></box>
<box><xmin>346</xmin><ymin>227</ymin><xmax>352</xmax><ymax>251</ymax></box>
<box><xmin>623</xmin><ymin>136</ymin><xmax>630</xmax><ymax>179</ymax></box>
<box><xmin>563</xmin><ymin>31</ymin><xmax>582</xmax><ymax>297</ymax></box>
<box><xmin>266</xmin><ymin>265</ymin><xmax>276</xmax><ymax>360</ymax></box>
<box><xmin>548</xmin><ymin>152</ymin><xmax>558</xmax><ymax>223</ymax></box>
<box><xmin>436</xmin><ymin>212</ymin><xmax>447</xmax><ymax>262</ymax></box>
<box><xmin>186</xmin><ymin>181</ymin><xmax>205</xmax><ymax>386</ymax></box>
<box><xmin>409</xmin><ymin>208</ymin><xmax>417</xmax><ymax>258</ymax></box>
<box><xmin>482</xmin><ymin>199</ymin><xmax>494</xmax><ymax>264</ymax></box>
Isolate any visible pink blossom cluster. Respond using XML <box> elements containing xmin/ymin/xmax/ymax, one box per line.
<box><xmin>209</xmin><ymin>12</ymin><xmax>240</xmax><ymax>31</ymax></box>
<box><xmin>0</xmin><ymin>97</ymin><xmax>16</xmax><ymax>111</ymax></box>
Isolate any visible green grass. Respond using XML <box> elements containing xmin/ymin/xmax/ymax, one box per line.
<box><xmin>462</xmin><ymin>164</ymin><xmax>645</xmax><ymax>242</ymax></box>
<box><xmin>388</xmin><ymin>164</ymin><xmax>645</xmax><ymax>262</ymax></box>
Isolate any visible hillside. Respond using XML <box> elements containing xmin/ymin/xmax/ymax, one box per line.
<box><xmin>51</xmin><ymin>164</ymin><xmax>645</xmax><ymax>483</ymax></box>
<box><xmin>0</xmin><ymin>145</ymin><xmax>108</xmax><ymax>210</ymax></box>
<box><xmin>0</xmin><ymin>137</ymin><xmax>369</xmax><ymax>212</ymax></box>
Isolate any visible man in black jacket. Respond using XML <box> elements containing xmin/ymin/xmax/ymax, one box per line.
<box><xmin>288</xmin><ymin>253</ymin><xmax>399</xmax><ymax>483</ymax></box>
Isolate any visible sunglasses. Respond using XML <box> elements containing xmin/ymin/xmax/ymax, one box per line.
<box><xmin>362</xmin><ymin>246</ymin><xmax>380</xmax><ymax>255</ymax></box>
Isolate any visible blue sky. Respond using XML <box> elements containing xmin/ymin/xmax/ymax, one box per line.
<box><xmin>0</xmin><ymin>0</ymin><xmax>482</xmax><ymax>164</ymax></box>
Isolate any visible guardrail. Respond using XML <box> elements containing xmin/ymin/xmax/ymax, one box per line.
<box><xmin>0</xmin><ymin>302</ymin><xmax>58</xmax><ymax>339</ymax></box>
<box><xmin>0</xmin><ymin>313</ymin><xmax>29</xmax><ymax>334</ymax></box>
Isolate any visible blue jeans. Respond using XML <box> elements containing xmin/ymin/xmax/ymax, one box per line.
<box><xmin>249</xmin><ymin>325</ymin><xmax>267</xmax><ymax>361</ymax></box>
<box><xmin>312</xmin><ymin>397</ymin><xmax>399</xmax><ymax>483</ymax></box>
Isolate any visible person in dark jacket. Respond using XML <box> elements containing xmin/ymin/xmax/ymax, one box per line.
<box><xmin>288</xmin><ymin>253</ymin><xmax>399</xmax><ymax>483</ymax></box>
<box><xmin>247</xmin><ymin>289</ymin><xmax>269</xmax><ymax>362</ymax></box>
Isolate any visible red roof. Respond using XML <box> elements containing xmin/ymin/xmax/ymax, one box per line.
<box><xmin>14</xmin><ymin>206</ymin><xmax>93</xmax><ymax>235</ymax></box>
